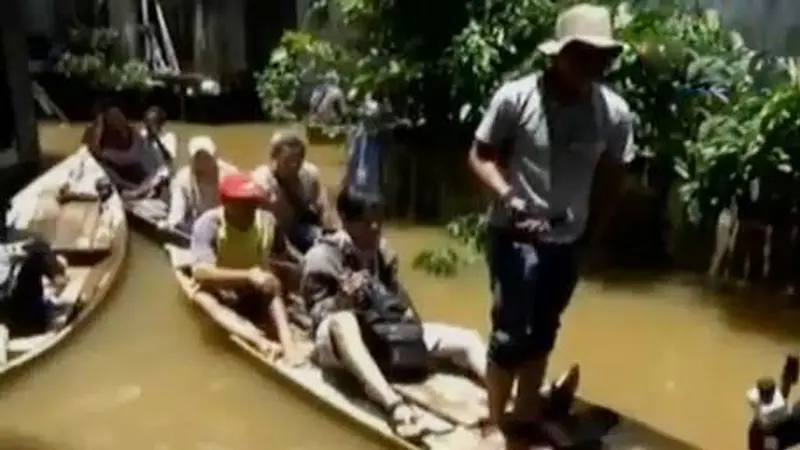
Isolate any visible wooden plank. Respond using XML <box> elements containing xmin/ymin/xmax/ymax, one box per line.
<box><xmin>394</xmin><ymin>372</ymin><xmax>487</xmax><ymax>427</ymax></box>
<box><xmin>77</xmin><ymin>202</ymin><xmax>101</xmax><ymax>250</ymax></box>
<box><xmin>26</xmin><ymin>195</ymin><xmax>60</xmax><ymax>239</ymax></box>
<box><xmin>58</xmin><ymin>268</ymin><xmax>93</xmax><ymax>305</ymax></box>
<box><xmin>51</xmin><ymin>201</ymin><xmax>94</xmax><ymax>249</ymax></box>
<box><xmin>89</xmin><ymin>207</ymin><xmax>114</xmax><ymax>250</ymax></box>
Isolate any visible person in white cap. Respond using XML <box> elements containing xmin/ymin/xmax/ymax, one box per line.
<box><xmin>467</xmin><ymin>4</ymin><xmax>635</xmax><ymax>448</ymax></box>
<box><xmin>160</xmin><ymin>136</ymin><xmax>236</xmax><ymax>232</ymax></box>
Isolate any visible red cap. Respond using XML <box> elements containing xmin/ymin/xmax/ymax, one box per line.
<box><xmin>218</xmin><ymin>173</ymin><xmax>265</xmax><ymax>202</ymax></box>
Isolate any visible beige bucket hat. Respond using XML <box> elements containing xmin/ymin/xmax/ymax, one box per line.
<box><xmin>538</xmin><ymin>4</ymin><xmax>622</xmax><ymax>55</ymax></box>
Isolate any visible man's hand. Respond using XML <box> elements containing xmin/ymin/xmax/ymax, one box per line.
<box><xmin>504</xmin><ymin>194</ymin><xmax>550</xmax><ymax>236</ymax></box>
<box><xmin>247</xmin><ymin>267</ymin><xmax>281</xmax><ymax>294</ymax></box>
<box><xmin>340</xmin><ymin>270</ymin><xmax>370</xmax><ymax>297</ymax></box>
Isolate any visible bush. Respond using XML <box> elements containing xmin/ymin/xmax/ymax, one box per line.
<box><xmin>256</xmin><ymin>0</ymin><xmax>800</xmax><ymax>277</ymax></box>
<box><xmin>54</xmin><ymin>27</ymin><xmax>153</xmax><ymax>91</ymax></box>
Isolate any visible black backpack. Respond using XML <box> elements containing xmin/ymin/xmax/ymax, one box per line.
<box><xmin>349</xmin><ymin>251</ymin><xmax>429</xmax><ymax>382</ymax></box>
<box><xmin>0</xmin><ymin>237</ymin><xmax>53</xmax><ymax>336</ymax></box>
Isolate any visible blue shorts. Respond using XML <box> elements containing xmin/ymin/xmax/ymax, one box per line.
<box><xmin>486</xmin><ymin>229</ymin><xmax>579</xmax><ymax>369</ymax></box>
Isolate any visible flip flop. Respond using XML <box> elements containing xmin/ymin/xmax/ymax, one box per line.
<box><xmin>387</xmin><ymin>401</ymin><xmax>427</xmax><ymax>444</ymax></box>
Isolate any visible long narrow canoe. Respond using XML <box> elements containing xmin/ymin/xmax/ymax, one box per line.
<box><xmin>164</xmin><ymin>243</ymin><xmax>700</xmax><ymax>450</ymax></box>
<box><xmin>0</xmin><ymin>149</ymin><xmax>128</xmax><ymax>376</ymax></box>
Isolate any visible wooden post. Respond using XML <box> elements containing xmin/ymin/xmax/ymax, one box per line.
<box><xmin>0</xmin><ymin>0</ymin><xmax>40</xmax><ymax>169</ymax></box>
<box><xmin>219</xmin><ymin>0</ymin><xmax>246</xmax><ymax>77</ymax></box>
<box><xmin>108</xmin><ymin>0</ymin><xmax>139</xmax><ymax>59</ymax></box>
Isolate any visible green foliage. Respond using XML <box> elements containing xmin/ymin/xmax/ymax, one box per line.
<box><xmin>256</xmin><ymin>0</ymin><xmax>800</xmax><ymax>274</ymax></box>
<box><xmin>413</xmin><ymin>213</ymin><xmax>487</xmax><ymax>277</ymax></box>
<box><xmin>54</xmin><ymin>27</ymin><xmax>153</xmax><ymax>91</ymax></box>
<box><xmin>254</xmin><ymin>31</ymin><xmax>358</xmax><ymax>121</ymax></box>
<box><xmin>681</xmin><ymin>85</ymin><xmax>800</xmax><ymax>224</ymax></box>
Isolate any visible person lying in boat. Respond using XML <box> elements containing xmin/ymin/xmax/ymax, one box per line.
<box><xmin>85</xmin><ymin>106</ymin><xmax>170</xmax><ymax>200</ymax></box>
<box><xmin>141</xmin><ymin>106</ymin><xmax>177</xmax><ymax>164</ymax></box>
<box><xmin>160</xmin><ymin>136</ymin><xmax>236</xmax><ymax>233</ymax></box>
<box><xmin>190</xmin><ymin>172</ymin><xmax>300</xmax><ymax>362</ymax></box>
<box><xmin>252</xmin><ymin>131</ymin><xmax>340</xmax><ymax>254</ymax></box>
<box><xmin>0</xmin><ymin>198</ymin><xmax>68</xmax><ymax>338</ymax></box>
<box><xmin>748</xmin><ymin>355</ymin><xmax>800</xmax><ymax>450</ymax></box>
<box><xmin>300</xmin><ymin>188</ymin><xmax>487</xmax><ymax>441</ymax></box>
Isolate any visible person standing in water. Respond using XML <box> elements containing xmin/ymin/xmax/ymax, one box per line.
<box><xmin>141</xmin><ymin>106</ymin><xmax>178</xmax><ymax>164</ymax></box>
<box><xmin>161</xmin><ymin>136</ymin><xmax>236</xmax><ymax>233</ymax></box>
<box><xmin>467</xmin><ymin>4</ymin><xmax>634</xmax><ymax>448</ymax></box>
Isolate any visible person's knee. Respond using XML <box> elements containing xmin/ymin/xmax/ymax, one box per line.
<box><xmin>433</xmin><ymin>326</ymin><xmax>484</xmax><ymax>360</ymax></box>
<box><xmin>327</xmin><ymin>311</ymin><xmax>360</xmax><ymax>343</ymax></box>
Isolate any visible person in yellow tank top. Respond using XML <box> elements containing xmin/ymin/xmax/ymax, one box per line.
<box><xmin>190</xmin><ymin>172</ymin><xmax>298</xmax><ymax>363</ymax></box>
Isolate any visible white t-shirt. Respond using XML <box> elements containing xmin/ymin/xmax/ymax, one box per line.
<box><xmin>166</xmin><ymin>160</ymin><xmax>236</xmax><ymax>227</ymax></box>
<box><xmin>747</xmin><ymin>386</ymin><xmax>791</xmax><ymax>427</ymax></box>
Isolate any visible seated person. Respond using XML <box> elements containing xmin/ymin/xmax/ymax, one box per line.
<box><xmin>84</xmin><ymin>106</ymin><xmax>169</xmax><ymax>200</ymax></box>
<box><xmin>0</xmin><ymin>199</ymin><xmax>68</xmax><ymax>337</ymax></box>
<box><xmin>190</xmin><ymin>173</ymin><xmax>299</xmax><ymax>362</ymax></box>
<box><xmin>300</xmin><ymin>189</ymin><xmax>487</xmax><ymax>440</ymax></box>
<box><xmin>140</xmin><ymin>106</ymin><xmax>178</xmax><ymax>164</ymax></box>
<box><xmin>161</xmin><ymin>136</ymin><xmax>235</xmax><ymax>233</ymax></box>
<box><xmin>252</xmin><ymin>131</ymin><xmax>340</xmax><ymax>254</ymax></box>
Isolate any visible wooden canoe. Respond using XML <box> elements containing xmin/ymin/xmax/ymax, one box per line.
<box><xmin>164</xmin><ymin>243</ymin><xmax>699</xmax><ymax>450</ymax></box>
<box><xmin>0</xmin><ymin>148</ymin><xmax>128</xmax><ymax>376</ymax></box>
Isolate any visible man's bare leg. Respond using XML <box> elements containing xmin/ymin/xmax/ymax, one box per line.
<box><xmin>326</xmin><ymin>311</ymin><xmax>424</xmax><ymax>438</ymax></box>
<box><xmin>512</xmin><ymin>356</ymin><xmax>548</xmax><ymax>421</ymax></box>
<box><xmin>326</xmin><ymin>311</ymin><xmax>400</xmax><ymax>407</ymax></box>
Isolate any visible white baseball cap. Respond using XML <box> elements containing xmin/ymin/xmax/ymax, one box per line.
<box><xmin>187</xmin><ymin>135</ymin><xmax>217</xmax><ymax>158</ymax></box>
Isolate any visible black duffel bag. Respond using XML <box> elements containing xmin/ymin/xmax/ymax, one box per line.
<box><xmin>355</xmin><ymin>279</ymin><xmax>429</xmax><ymax>382</ymax></box>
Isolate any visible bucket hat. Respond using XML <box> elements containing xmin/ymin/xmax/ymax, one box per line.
<box><xmin>538</xmin><ymin>4</ymin><xmax>622</xmax><ymax>55</ymax></box>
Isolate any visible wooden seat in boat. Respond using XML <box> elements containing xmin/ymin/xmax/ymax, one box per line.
<box><xmin>26</xmin><ymin>195</ymin><xmax>112</xmax><ymax>265</ymax></box>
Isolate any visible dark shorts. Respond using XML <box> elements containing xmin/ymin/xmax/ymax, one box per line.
<box><xmin>486</xmin><ymin>228</ymin><xmax>579</xmax><ymax>369</ymax></box>
<box><xmin>287</xmin><ymin>223</ymin><xmax>322</xmax><ymax>254</ymax></box>
<box><xmin>219</xmin><ymin>289</ymin><xmax>267</xmax><ymax>324</ymax></box>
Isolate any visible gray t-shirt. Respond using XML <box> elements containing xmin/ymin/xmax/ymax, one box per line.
<box><xmin>475</xmin><ymin>73</ymin><xmax>635</xmax><ymax>244</ymax></box>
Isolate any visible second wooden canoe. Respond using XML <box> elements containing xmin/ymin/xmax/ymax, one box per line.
<box><xmin>0</xmin><ymin>148</ymin><xmax>128</xmax><ymax>376</ymax></box>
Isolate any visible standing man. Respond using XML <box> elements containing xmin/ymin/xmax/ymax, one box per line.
<box><xmin>468</xmin><ymin>4</ymin><xmax>635</xmax><ymax>448</ymax></box>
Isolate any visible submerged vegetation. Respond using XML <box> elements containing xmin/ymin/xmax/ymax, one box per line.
<box><xmin>256</xmin><ymin>0</ymin><xmax>800</xmax><ymax>280</ymax></box>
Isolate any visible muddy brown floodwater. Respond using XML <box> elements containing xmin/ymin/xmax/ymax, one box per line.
<box><xmin>2</xmin><ymin>121</ymin><xmax>798</xmax><ymax>450</ymax></box>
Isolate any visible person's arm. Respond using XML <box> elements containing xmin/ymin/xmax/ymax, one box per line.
<box><xmin>311</xmin><ymin>170</ymin><xmax>341</xmax><ymax>229</ymax></box>
<box><xmin>190</xmin><ymin>213</ymin><xmax>252</xmax><ymax>288</ymax></box>
<box><xmin>301</xmin><ymin>245</ymin><xmax>351</xmax><ymax>311</ymax></box>
<box><xmin>468</xmin><ymin>85</ymin><xmax>515</xmax><ymax>199</ymax></box>
<box><xmin>161</xmin><ymin>131</ymin><xmax>178</xmax><ymax>160</ymax></box>
<box><xmin>165</xmin><ymin>174</ymin><xmax>187</xmax><ymax>228</ymax></box>
<box><xmin>587</xmin><ymin>100</ymin><xmax>636</xmax><ymax>244</ymax></box>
